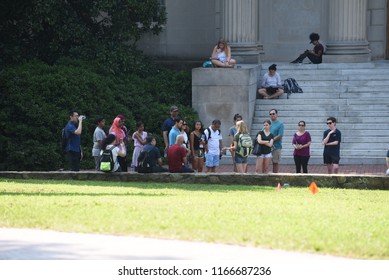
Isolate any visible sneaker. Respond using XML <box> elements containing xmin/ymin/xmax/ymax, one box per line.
<box><xmin>290</xmin><ymin>59</ymin><xmax>302</xmax><ymax>64</ymax></box>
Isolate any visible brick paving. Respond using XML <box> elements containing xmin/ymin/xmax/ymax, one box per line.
<box><xmin>214</xmin><ymin>164</ymin><xmax>386</xmax><ymax>175</ymax></box>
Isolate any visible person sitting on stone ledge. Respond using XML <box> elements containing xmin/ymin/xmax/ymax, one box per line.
<box><xmin>210</xmin><ymin>39</ymin><xmax>236</xmax><ymax>68</ymax></box>
<box><xmin>290</xmin><ymin>32</ymin><xmax>324</xmax><ymax>64</ymax></box>
<box><xmin>168</xmin><ymin>135</ymin><xmax>194</xmax><ymax>173</ymax></box>
<box><xmin>138</xmin><ymin>135</ymin><xmax>168</xmax><ymax>173</ymax></box>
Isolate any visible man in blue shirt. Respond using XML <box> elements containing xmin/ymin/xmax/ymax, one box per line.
<box><xmin>162</xmin><ymin>106</ymin><xmax>179</xmax><ymax>153</ymax></box>
<box><xmin>269</xmin><ymin>109</ymin><xmax>284</xmax><ymax>173</ymax></box>
<box><xmin>64</xmin><ymin>110</ymin><xmax>84</xmax><ymax>171</ymax></box>
<box><xmin>168</xmin><ymin>117</ymin><xmax>183</xmax><ymax>148</ymax></box>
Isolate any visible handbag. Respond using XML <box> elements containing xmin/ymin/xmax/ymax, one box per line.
<box><xmin>252</xmin><ymin>132</ymin><xmax>262</xmax><ymax>156</ymax></box>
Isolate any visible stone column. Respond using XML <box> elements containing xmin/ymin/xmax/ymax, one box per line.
<box><xmin>221</xmin><ymin>0</ymin><xmax>262</xmax><ymax>64</ymax></box>
<box><xmin>326</xmin><ymin>0</ymin><xmax>371</xmax><ymax>62</ymax></box>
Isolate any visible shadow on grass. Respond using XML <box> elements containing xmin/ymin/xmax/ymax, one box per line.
<box><xmin>0</xmin><ymin>179</ymin><xmax>276</xmax><ymax>192</ymax></box>
<box><xmin>0</xmin><ymin>191</ymin><xmax>168</xmax><ymax>197</ymax></box>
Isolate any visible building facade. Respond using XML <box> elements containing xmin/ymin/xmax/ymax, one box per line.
<box><xmin>138</xmin><ymin>0</ymin><xmax>388</xmax><ymax>63</ymax></box>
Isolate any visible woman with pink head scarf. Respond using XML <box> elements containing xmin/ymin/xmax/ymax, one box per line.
<box><xmin>110</xmin><ymin>117</ymin><xmax>126</xmax><ymax>144</ymax></box>
<box><xmin>110</xmin><ymin>117</ymin><xmax>128</xmax><ymax>171</ymax></box>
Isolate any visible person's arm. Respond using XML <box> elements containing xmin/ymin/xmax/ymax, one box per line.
<box><xmin>219</xmin><ymin>139</ymin><xmax>223</xmax><ymax>154</ymax></box>
<box><xmin>232</xmin><ymin>140</ymin><xmax>238</xmax><ymax>151</ymax></box>
<box><xmin>322</xmin><ymin>130</ymin><xmax>334</xmax><ymax>145</ymax></box>
<box><xmin>74</xmin><ymin>117</ymin><xmax>83</xmax><ymax>135</ymax></box>
<box><xmin>226</xmin><ymin>46</ymin><xmax>232</xmax><ymax>62</ymax></box>
<box><xmin>162</xmin><ymin>131</ymin><xmax>168</xmax><ymax>150</ymax></box>
<box><xmin>189</xmin><ymin>133</ymin><xmax>195</xmax><ymax>156</ymax></box>
<box><xmin>210</xmin><ymin>45</ymin><xmax>218</xmax><ymax>59</ymax></box>
<box><xmin>133</xmin><ymin>132</ymin><xmax>147</xmax><ymax>145</ymax></box>
<box><xmin>118</xmin><ymin>141</ymin><xmax>126</xmax><ymax>157</ymax></box>
<box><xmin>273</xmin><ymin>124</ymin><xmax>284</xmax><ymax>143</ymax></box>
<box><xmin>276</xmin><ymin>73</ymin><xmax>282</xmax><ymax>88</ymax></box>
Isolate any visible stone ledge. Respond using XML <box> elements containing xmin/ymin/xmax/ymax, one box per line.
<box><xmin>0</xmin><ymin>172</ymin><xmax>388</xmax><ymax>190</ymax></box>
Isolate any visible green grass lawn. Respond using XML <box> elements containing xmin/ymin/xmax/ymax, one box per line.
<box><xmin>0</xmin><ymin>179</ymin><xmax>388</xmax><ymax>259</ymax></box>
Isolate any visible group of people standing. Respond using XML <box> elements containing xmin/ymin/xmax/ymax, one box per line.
<box><xmin>228</xmin><ymin>110</ymin><xmax>341</xmax><ymax>175</ymax></box>
<box><xmin>63</xmin><ymin>106</ymin><xmax>342</xmax><ymax>174</ymax></box>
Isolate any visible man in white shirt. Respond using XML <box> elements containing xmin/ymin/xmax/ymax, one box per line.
<box><xmin>203</xmin><ymin>120</ymin><xmax>223</xmax><ymax>172</ymax></box>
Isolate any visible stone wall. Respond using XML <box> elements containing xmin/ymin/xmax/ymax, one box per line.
<box><xmin>0</xmin><ymin>172</ymin><xmax>388</xmax><ymax>190</ymax></box>
<box><xmin>137</xmin><ymin>0</ymin><xmax>387</xmax><ymax>62</ymax></box>
<box><xmin>192</xmin><ymin>65</ymin><xmax>259</xmax><ymax>144</ymax></box>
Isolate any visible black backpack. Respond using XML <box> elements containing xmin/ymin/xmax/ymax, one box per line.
<box><xmin>100</xmin><ymin>147</ymin><xmax>115</xmax><ymax>172</ymax></box>
<box><xmin>60</xmin><ymin>128</ymin><xmax>67</xmax><ymax>152</ymax></box>
<box><xmin>137</xmin><ymin>150</ymin><xmax>153</xmax><ymax>173</ymax></box>
<box><xmin>283</xmin><ymin>78</ymin><xmax>303</xmax><ymax>99</ymax></box>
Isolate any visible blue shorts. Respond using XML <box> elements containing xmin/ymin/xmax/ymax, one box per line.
<box><xmin>205</xmin><ymin>153</ymin><xmax>220</xmax><ymax>167</ymax></box>
<box><xmin>234</xmin><ymin>153</ymin><xmax>248</xmax><ymax>164</ymax></box>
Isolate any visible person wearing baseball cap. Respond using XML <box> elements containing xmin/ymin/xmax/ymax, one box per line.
<box><xmin>290</xmin><ymin>32</ymin><xmax>324</xmax><ymax>64</ymax></box>
<box><xmin>162</xmin><ymin>105</ymin><xmax>179</xmax><ymax>153</ymax></box>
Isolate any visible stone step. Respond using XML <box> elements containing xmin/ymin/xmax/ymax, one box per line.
<box><xmin>251</xmin><ymin>123</ymin><xmax>389</xmax><ymax>130</ymax></box>
<box><xmin>253</xmin><ymin>62</ymin><xmax>389</xmax><ymax>165</ymax></box>
<box><xmin>259</xmin><ymin>62</ymin><xmax>376</xmax><ymax>70</ymax></box>
<box><xmin>253</xmin><ymin>110</ymin><xmax>389</xmax><ymax>117</ymax></box>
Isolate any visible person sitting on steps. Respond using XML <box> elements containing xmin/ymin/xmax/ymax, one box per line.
<box><xmin>290</xmin><ymin>32</ymin><xmax>324</xmax><ymax>64</ymax></box>
<box><xmin>257</xmin><ymin>64</ymin><xmax>284</xmax><ymax>99</ymax></box>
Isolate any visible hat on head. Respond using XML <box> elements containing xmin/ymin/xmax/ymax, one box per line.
<box><xmin>268</xmin><ymin>64</ymin><xmax>277</xmax><ymax>71</ymax></box>
<box><xmin>170</xmin><ymin>105</ymin><xmax>179</xmax><ymax>112</ymax></box>
<box><xmin>309</xmin><ymin>32</ymin><xmax>320</xmax><ymax>43</ymax></box>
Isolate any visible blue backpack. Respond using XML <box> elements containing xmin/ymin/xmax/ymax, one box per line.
<box><xmin>202</xmin><ymin>61</ymin><xmax>213</xmax><ymax>68</ymax></box>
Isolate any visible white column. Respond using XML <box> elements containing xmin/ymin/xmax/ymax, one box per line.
<box><xmin>221</xmin><ymin>0</ymin><xmax>262</xmax><ymax>64</ymax></box>
<box><xmin>326</xmin><ymin>0</ymin><xmax>370</xmax><ymax>62</ymax></box>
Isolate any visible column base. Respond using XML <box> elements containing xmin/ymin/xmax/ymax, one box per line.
<box><xmin>230</xmin><ymin>43</ymin><xmax>263</xmax><ymax>64</ymax></box>
<box><xmin>325</xmin><ymin>41</ymin><xmax>371</xmax><ymax>63</ymax></box>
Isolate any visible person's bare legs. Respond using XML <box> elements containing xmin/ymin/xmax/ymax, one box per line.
<box><xmin>333</xmin><ymin>164</ymin><xmax>339</xmax><ymax>174</ymax></box>
<box><xmin>263</xmin><ymin>158</ymin><xmax>271</xmax><ymax>174</ymax></box>
<box><xmin>268</xmin><ymin>89</ymin><xmax>284</xmax><ymax>99</ymax></box>
<box><xmin>272</xmin><ymin>162</ymin><xmax>279</xmax><ymax>173</ymax></box>
<box><xmin>236</xmin><ymin>163</ymin><xmax>244</xmax><ymax>173</ymax></box>
<box><xmin>327</xmin><ymin>164</ymin><xmax>333</xmax><ymax>174</ymax></box>
<box><xmin>258</xmin><ymin>88</ymin><xmax>270</xmax><ymax>99</ymax></box>
<box><xmin>255</xmin><ymin>157</ymin><xmax>264</xmax><ymax>173</ymax></box>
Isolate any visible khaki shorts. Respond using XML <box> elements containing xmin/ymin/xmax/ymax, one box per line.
<box><xmin>271</xmin><ymin>149</ymin><xmax>282</xmax><ymax>164</ymax></box>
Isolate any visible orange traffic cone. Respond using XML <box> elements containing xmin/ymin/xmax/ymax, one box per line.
<box><xmin>277</xmin><ymin>182</ymin><xmax>282</xmax><ymax>191</ymax></box>
<box><xmin>309</xmin><ymin>181</ymin><xmax>319</xmax><ymax>194</ymax></box>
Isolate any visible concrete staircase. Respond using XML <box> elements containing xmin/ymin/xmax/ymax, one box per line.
<box><xmin>250</xmin><ymin>62</ymin><xmax>389</xmax><ymax>164</ymax></box>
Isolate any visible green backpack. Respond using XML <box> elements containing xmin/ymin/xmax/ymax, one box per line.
<box><xmin>236</xmin><ymin>133</ymin><xmax>253</xmax><ymax>157</ymax></box>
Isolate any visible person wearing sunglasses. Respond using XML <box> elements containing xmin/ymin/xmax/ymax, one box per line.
<box><xmin>322</xmin><ymin>117</ymin><xmax>341</xmax><ymax>174</ymax></box>
<box><xmin>292</xmin><ymin>121</ymin><xmax>311</xmax><ymax>173</ymax></box>
<box><xmin>269</xmin><ymin>109</ymin><xmax>284</xmax><ymax>173</ymax></box>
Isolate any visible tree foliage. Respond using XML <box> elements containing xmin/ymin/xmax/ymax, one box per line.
<box><xmin>0</xmin><ymin>59</ymin><xmax>196</xmax><ymax>171</ymax></box>
<box><xmin>0</xmin><ymin>1</ymin><xmax>198</xmax><ymax>171</ymax></box>
<box><xmin>0</xmin><ymin>0</ymin><xmax>166</xmax><ymax>68</ymax></box>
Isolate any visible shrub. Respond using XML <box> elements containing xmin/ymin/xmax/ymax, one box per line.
<box><xmin>0</xmin><ymin>59</ymin><xmax>196</xmax><ymax>171</ymax></box>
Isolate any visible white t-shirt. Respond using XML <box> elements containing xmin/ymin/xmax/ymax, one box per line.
<box><xmin>261</xmin><ymin>72</ymin><xmax>282</xmax><ymax>87</ymax></box>
<box><xmin>204</xmin><ymin>127</ymin><xmax>223</xmax><ymax>155</ymax></box>
<box><xmin>100</xmin><ymin>145</ymin><xmax>121</xmax><ymax>172</ymax></box>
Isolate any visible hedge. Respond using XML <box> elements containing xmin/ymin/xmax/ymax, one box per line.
<box><xmin>0</xmin><ymin>59</ymin><xmax>197</xmax><ymax>171</ymax></box>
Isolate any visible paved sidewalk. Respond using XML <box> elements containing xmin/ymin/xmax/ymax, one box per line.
<box><xmin>0</xmin><ymin>228</ymin><xmax>347</xmax><ymax>260</ymax></box>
